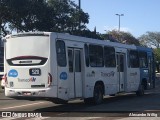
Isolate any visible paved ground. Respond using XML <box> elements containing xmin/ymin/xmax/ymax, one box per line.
<box><xmin>0</xmin><ymin>73</ymin><xmax>160</xmax><ymax>120</ymax></box>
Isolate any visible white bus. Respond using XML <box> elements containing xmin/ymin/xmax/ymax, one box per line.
<box><xmin>4</xmin><ymin>32</ymin><xmax>148</xmax><ymax>104</ymax></box>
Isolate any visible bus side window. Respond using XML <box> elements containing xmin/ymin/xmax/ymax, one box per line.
<box><xmin>129</xmin><ymin>50</ymin><xmax>139</xmax><ymax>68</ymax></box>
<box><xmin>104</xmin><ymin>46</ymin><xmax>116</xmax><ymax>67</ymax></box>
<box><xmin>68</xmin><ymin>49</ymin><xmax>73</xmax><ymax>72</ymax></box>
<box><xmin>84</xmin><ymin>44</ymin><xmax>89</xmax><ymax>67</ymax></box>
<box><xmin>56</xmin><ymin>40</ymin><xmax>67</xmax><ymax>67</ymax></box>
<box><xmin>89</xmin><ymin>45</ymin><xmax>103</xmax><ymax>67</ymax></box>
<box><xmin>139</xmin><ymin>51</ymin><xmax>148</xmax><ymax>68</ymax></box>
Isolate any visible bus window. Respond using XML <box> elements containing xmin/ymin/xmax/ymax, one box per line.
<box><xmin>84</xmin><ymin>44</ymin><xmax>89</xmax><ymax>67</ymax></box>
<box><xmin>89</xmin><ymin>45</ymin><xmax>103</xmax><ymax>67</ymax></box>
<box><xmin>104</xmin><ymin>46</ymin><xmax>116</xmax><ymax>67</ymax></box>
<box><xmin>68</xmin><ymin>49</ymin><xmax>73</xmax><ymax>72</ymax></box>
<box><xmin>120</xmin><ymin>55</ymin><xmax>124</xmax><ymax>72</ymax></box>
<box><xmin>129</xmin><ymin>50</ymin><xmax>139</xmax><ymax>68</ymax></box>
<box><xmin>56</xmin><ymin>40</ymin><xmax>67</xmax><ymax>67</ymax></box>
<box><xmin>139</xmin><ymin>51</ymin><xmax>148</xmax><ymax>68</ymax></box>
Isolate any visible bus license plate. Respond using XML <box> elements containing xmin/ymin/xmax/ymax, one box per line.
<box><xmin>23</xmin><ymin>92</ymin><xmax>31</xmax><ymax>96</ymax></box>
<box><xmin>29</xmin><ymin>68</ymin><xmax>41</xmax><ymax>76</ymax></box>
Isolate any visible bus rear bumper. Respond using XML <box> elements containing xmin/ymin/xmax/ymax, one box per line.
<box><xmin>5</xmin><ymin>86</ymin><xmax>58</xmax><ymax>99</ymax></box>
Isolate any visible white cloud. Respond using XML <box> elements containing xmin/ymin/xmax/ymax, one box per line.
<box><xmin>104</xmin><ymin>26</ymin><xmax>132</xmax><ymax>33</ymax></box>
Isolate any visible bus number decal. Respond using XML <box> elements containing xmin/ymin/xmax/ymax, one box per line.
<box><xmin>29</xmin><ymin>68</ymin><xmax>41</xmax><ymax>76</ymax></box>
<box><xmin>60</xmin><ymin>72</ymin><xmax>67</xmax><ymax>80</ymax></box>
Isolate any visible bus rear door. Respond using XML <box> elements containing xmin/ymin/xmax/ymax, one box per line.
<box><xmin>116</xmin><ymin>50</ymin><xmax>127</xmax><ymax>92</ymax></box>
<box><xmin>68</xmin><ymin>48</ymin><xmax>83</xmax><ymax>98</ymax></box>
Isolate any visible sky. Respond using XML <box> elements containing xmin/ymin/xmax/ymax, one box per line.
<box><xmin>73</xmin><ymin>0</ymin><xmax>160</xmax><ymax>38</ymax></box>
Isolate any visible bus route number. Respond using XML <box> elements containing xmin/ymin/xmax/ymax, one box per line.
<box><xmin>29</xmin><ymin>68</ymin><xmax>41</xmax><ymax>76</ymax></box>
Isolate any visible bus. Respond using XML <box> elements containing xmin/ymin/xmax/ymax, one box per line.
<box><xmin>4</xmin><ymin>32</ymin><xmax>155</xmax><ymax>104</ymax></box>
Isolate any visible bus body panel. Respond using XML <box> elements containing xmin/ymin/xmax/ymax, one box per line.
<box><xmin>126</xmin><ymin>68</ymin><xmax>140</xmax><ymax>92</ymax></box>
<box><xmin>56</xmin><ymin>38</ymin><xmax>85</xmax><ymax>100</ymax></box>
<box><xmin>6</xmin><ymin>65</ymin><xmax>49</xmax><ymax>89</ymax></box>
<box><xmin>4</xmin><ymin>33</ymin><xmax>58</xmax><ymax>98</ymax></box>
<box><xmin>84</xmin><ymin>67</ymin><xmax>118</xmax><ymax>97</ymax></box>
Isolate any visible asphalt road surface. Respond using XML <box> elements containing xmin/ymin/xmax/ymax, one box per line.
<box><xmin>0</xmin><ymin>78</ymin><xmax>160</xmax><ymax>120</ymax></box>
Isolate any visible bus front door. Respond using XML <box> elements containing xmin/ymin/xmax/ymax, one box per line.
<box><xmin>68</xmin><ymin>48</ymin><xmax>83</xmax><ymax>98</ymax></box>
<box><xmin>117</xmin><ymin>53</ymin><xmax>126</xmax><ymax>92</ymax></box>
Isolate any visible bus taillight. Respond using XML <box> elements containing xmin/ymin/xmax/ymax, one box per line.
<box><xmin>3</xmin><ymin>73</ymin><xmax>7</xmax><ymax>86</ymax></box>
<box><xmin>48</xmin><ymin>73</ymin><xmax>52</xmax><ymax>87</ymax></box>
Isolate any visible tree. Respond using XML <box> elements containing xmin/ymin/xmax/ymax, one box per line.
<box><xmin>104</xmin><ymin>30</ymin><xmax>140</xmax><ymax>45</ymax></box>
<box><xmin>138</xmin><ymin>31</ymin><xmax>160</xmax><ymax>48</ymax></box>
<box><xmin>154</xmin><ymin>48</ymin><xmax>160</xmax><ymax>72</ymax></box>
<box><xmin>47</xmin><ymin>0</ymin><xmax>89</xmax><ymax>33</ymax></box>
<box><xmin>0</xmin><ymin>0</ymin><xmax>50</xmax><ymax>35</ymax></box>
<box><xmin>154</xmin><ymin>48</ymin><xmax>160</xmax><ymax>61</ymax></box>
<box><xmin>139</xmin><ymin>32</ymin><xmax>160</xmax><ymax>71</ymax></box>
<box><xmin>0</xmin><ymin>0</ymin><xmax>89</xmax><ymax>36</ymax></box>
<box><xmin>0</xmin><ymin>0</ymin><xmax>12</xmax><ymax>36</ymax></box>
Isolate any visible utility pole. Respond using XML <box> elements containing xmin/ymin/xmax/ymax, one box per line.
<box><xmin>115</xmin><ymin>14</ymin><xmax>124</xmax><ymax>32</ymax></box>
<box><xmin>115</xmin><ymin>14</ymin><xmax>124</xmax><ymax>42</ymax></box>
<box><xmin>79</xmin><ymin>0</ymin><xmax>81</xmax><ymax>31</ymax></box>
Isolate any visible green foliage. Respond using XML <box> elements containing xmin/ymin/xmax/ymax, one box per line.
<box><xmin>154</xmin><ymin>48</ymin><xmax>160</xmax><ymax>62</ymax></box>
<box><xmin>47</xmin><ymin>0</ymin><xmax>89</xmax><ymax>33</ymax></box>
<box><xmin>0</xmin><ymin>0</ymin><xmax>89</xmax><ymax>36</ymax></box>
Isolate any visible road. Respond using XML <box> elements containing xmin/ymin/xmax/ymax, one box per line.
<box><xmin>0</xmin><ymin>78</ymin><xmax>160</xmax><ymax>120</ymax></box>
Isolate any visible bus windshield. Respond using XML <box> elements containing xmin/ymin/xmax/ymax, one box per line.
<box><xmin>6</xmin><ymin>35</ymin><xmax>49</xmax><ymax>66</ymax></box>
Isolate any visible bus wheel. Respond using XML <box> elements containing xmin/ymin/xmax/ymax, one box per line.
<box><xmin>93</xmin><ymin>84</ymin><xmax>103</xmax><ymax>104</ymax></box>
<box><xmin>136</xmin><ymin>84</ymin><xmax>144</xmax><ymax>96</ymax></box>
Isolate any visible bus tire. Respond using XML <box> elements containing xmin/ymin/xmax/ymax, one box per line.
<box><xmin>93</xmin><ymin>84</ymin><xmax>103</xmax><ymax>104</ymax></box>
<box><xmin>136</xmin><ymin>84</ymin><xmax>144</xmax><ymax>96</ymax></box>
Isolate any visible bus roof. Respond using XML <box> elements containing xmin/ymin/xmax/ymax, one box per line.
<box><xmin>5</xmin><ymin>32</ymin><xmax>50</xmax><ymax>39</ymax></box>
<box><xmin>6</xmin><ymin>32</ymin><xmax>150</xmax><ymax>50</ymax></box>
<box><xmin>55</xmin><ymin>32</ymin><xmax>137</xmax><ymax>50</ymax></box>
<box><xmin>136</xmin><ymin>46</ymin><xmax>153</xmax><ymax>52</ymax></box>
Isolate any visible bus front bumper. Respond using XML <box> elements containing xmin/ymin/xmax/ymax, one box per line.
<box><xmin>5</xmin><ymin>86</ymin><xmax>58</xmax><ymax>100</ymax></box>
